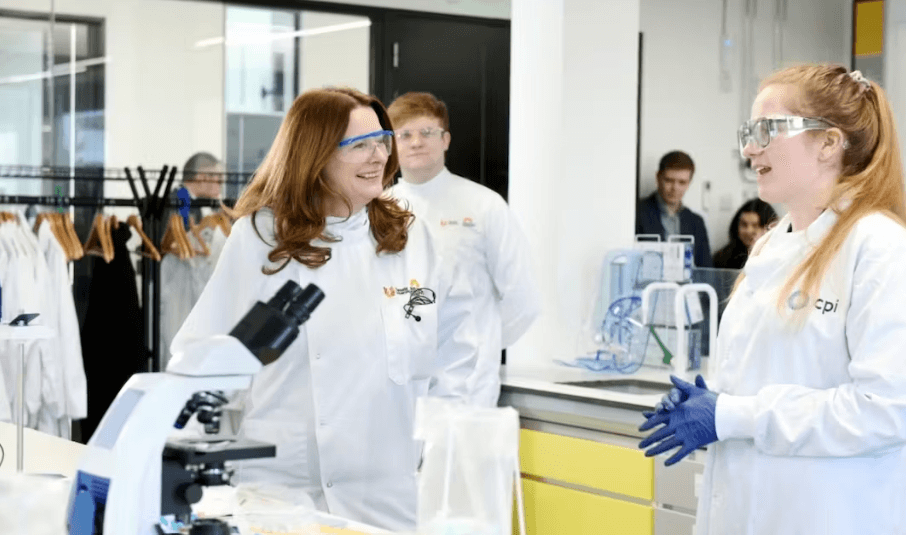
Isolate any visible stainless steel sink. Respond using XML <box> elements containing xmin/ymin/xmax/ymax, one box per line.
<box><xmin>557</xmin><ymin>379</ymin><xmax>673</xmax><ymax>396</ymax></box>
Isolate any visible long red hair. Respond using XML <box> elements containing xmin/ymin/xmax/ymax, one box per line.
<box><xmin>230</xmin><ymin>87</ymin><xmax>412</xmax><ymax>273</ymax></box>
<box><xmin>741</xmin><ymin>64</ymin><xmax>906</xmax><ymax>322</ymax></box>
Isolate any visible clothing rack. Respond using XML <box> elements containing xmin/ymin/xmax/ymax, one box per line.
<box><xmin>0</xmin><ymin>164</ymin><xmax>241</xmax><ymax>372</ymax></box>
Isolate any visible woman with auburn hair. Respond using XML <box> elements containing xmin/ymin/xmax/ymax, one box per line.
<box><xmin>169</xmin><ymin>87</ymin><xmax>478</xmax><ymax>531</ymax></box>
<box><xmin>639</xmin><ymin>65</ymin><xmax>906</xmax><ymax>534</ymax></box>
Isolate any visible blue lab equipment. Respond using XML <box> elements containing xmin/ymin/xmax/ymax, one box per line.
<box><xmin>639</xmin><ymin>374</ymin><xmax>718</xmax><ymax>466</ymax></box>
<box><xmin>558</xmin><ymin>296</ymin><xmax>649</xmax><ymax>373</ymax></box>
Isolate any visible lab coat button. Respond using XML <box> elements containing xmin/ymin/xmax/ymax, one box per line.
<box><xmin>315</xmin><ymin>353</ymin><xmax>321</xmax><ymax>360</ymax></box>
<box><xmin>326</xmin><ymin>482</ymin><xmax>333</xmax><ymax>488</ymax></box>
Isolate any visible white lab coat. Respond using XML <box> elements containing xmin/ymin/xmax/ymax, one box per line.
<box><xmin>390</xmin><ymin>168</ymin><xmax>540</xmax><ymax>407</ymax></box>
<box><xmin>0</xmin><ymin>216</ymin><xmax>74</xmax><ymax>436</ymax></box>
<box><xmin>160</xmin><ymin>225</ymin><xmax>227</xmax><ymax>369</ymax></box>
<box><xmin>170</xmin><ymin>206</ymin><xmax>478</xmax><ymax>532</ymax></box>
<box><xmin>698</xmin><ymin>209</ymin><xmax>906</xmax><ymax>535</ymax></box>
<box><xmin>38</xmin><ymin>223</ymin><xmax>87</xmax><ymax>431</ymax></box>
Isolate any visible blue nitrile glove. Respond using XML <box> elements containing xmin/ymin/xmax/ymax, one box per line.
<box><xmin>638</xmin><ymin>374</ymin><xmax>718</xmax><ymax>466</ymax></box>
<box><xmin>655</xmin><ymin>385</ymin><xmax>686</xmax><ymax>413</ymax></box>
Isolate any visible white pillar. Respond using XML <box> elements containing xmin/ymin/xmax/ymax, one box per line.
<box><xmin>886</xmin><ymin>0</ymin><xmax>906</xmax><ymax>170</ymax></box>
<box><xmin>508</xmin><ymin>0</ymin><xmax>641</xmax><ymax>368</ymax></box>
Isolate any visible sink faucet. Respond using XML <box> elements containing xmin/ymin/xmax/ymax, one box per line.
<box><xmin>675</xmin><ymin>283</ymin><xmax>718</xmax><ymax>378</ymax></box>
<box><xmin>640</xmin><ymin>282</ymin><xmax>680</xmax><ymax>327</ymax></box>
<box><xmin>640</xmin><ymin>281</ymin><xmax>717</xmax><ymax>378</ymax></box>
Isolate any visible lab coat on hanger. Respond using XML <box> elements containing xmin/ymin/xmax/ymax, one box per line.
<box><xmin>38</xmin><ymin>223</ymin><xmax>87</xmax><ymax>434</ymax></box>
<box><xmin>0</xmin><ymin>240</ymin><xmax>11</xmax><ymax>423</ymax></box>
<box><xmin>170</xmin><ymin>207</ymin><xmax>478</xmax><ymax>532</ymax></box>
<box><xmin>159</xmin><ymin>224</ymin><xmax>228</xmax><ymax>369</ymax></box>
<box><xmin>390</xmin><ymin>168</ymin><xmax>540</xmax><ymax>407</ymax></box>
<box><xmin>0</xmin><ymin>215</ymin><xmax>68</xmax><ymax>436</ymax></box>
<box><xmin>698</xmin><ymin>210</ymin><xmax>906</xmax><ymax>535</ymax></box>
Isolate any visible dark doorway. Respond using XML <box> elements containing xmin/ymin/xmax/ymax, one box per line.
<box><xmin>380</xmin><ymin>14</ymin><xmax>511</xmax><ymax>200</ymax></box>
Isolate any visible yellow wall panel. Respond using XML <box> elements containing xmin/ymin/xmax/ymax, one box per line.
<box><xmin>518</xmin><ymin>479</ymin><xmax>653</xmax><ymax>535</ymax></box>
<box><xmin>855</xmin><ymin>1</ymin><xmax>884</xmax><ymax>56</ymax></box>
<box><xmin>519</xmin><ymin>429</ymin><xmax>654</xmax><ymax>501</ymax></box>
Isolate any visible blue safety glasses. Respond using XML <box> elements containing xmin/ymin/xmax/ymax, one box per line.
<box><xmin>337</xmin><ymin>130</ymin><xmax>394</xmax><ymax>163</ymax></box>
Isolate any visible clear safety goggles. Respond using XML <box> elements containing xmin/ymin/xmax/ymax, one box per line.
<box><xmin>737</xmin><ymin>116</ymin><xmax>835</xmax><ymax>158</ymax></box>
<box><xmin>337</xmin><ymin>130</ymin><xmax>394</xmax><ymax>163</ymax></box>
<box><xmin>394</xmin><ymin>127</ymin><xmax>445</xmax><ymax>143</ymax></box>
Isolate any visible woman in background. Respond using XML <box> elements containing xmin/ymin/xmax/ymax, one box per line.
<box><xmin>712</xmin><ymin>198</ymin><xmax>777</xmax><ymax>269</ymax></box>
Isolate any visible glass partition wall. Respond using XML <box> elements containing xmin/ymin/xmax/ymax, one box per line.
<box><xmin>0</xmin><ymin>1</ymin><xmax>371</xmax><ymax>199</ymax></box>
<box><xmin>222</xmin><ymin>6</ymin><xmax>371</xmax><ymax>198</ymax></box>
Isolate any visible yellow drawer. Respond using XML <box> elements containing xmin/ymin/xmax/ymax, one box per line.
<box><xmin>519</xmin><ymin>429</ymin><xmax>653</xmax><ymax>500</ymax></box>
<box><xmin>518</xmin><ymin>478</ymin><xmax>653</xmax><ymax>535</ymax></box>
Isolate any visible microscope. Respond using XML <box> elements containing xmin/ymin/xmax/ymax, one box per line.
<box><xmin>65</xmin><ymin>281</ymin><xmax>325</xmax><ymax>535</ymax></box>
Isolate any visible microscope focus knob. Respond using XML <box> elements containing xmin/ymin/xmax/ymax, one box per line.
<box><xmin>178</xmin><ymin>482</ymin><xmax>204</xmax><ymax>505</ymax></box>
<box><xmin>189</xmin><ymin>518</ymin><xmax>231</xmax><ymax>535</ymax></box>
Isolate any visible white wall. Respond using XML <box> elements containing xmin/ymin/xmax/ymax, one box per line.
<box><xmin>300</xmin><ymin>11</ymin><xmax>370</xmax><ymax>93</ymax></box>
<box><xmin>508</xmin><ymin>0</ymin><xmax>639</xmax><ymax>367</ymax></box>
<box><xmin>638</xmin><ymin>0</ymin><xmax>850</xmax><ymax>254</ymax></box>
<box><xmin>887</xmin><ymin>0</ymin><xmax>906</xmax><ymax>171</ymax></box>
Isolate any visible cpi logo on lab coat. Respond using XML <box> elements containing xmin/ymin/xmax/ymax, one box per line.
<box><xmin>787</xmin><ymin>290</ymin><xmax>839</xmax><ymax>314</ymax></box>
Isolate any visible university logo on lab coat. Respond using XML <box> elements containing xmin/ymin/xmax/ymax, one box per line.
<box><xmin>383</xmin><ymin>279</ymin><xmax>421</xmax><ymax>298</ymax></box>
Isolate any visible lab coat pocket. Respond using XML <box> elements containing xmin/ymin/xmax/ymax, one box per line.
<box><xmin>382</xmin><ymin>296</ymin><xmax>438</xmax><ymax>385</ymax></box>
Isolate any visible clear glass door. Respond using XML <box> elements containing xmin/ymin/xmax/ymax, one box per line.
<box><xmin>222</xmin><ymin>6</ymin><xmax>371</xmax><ymax>199</ymax></box>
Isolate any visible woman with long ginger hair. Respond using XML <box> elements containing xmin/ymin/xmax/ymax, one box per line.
<box><xmin>639</xmin><ymin>64</ymin><xmax>906</xmax><ymax>534</ymax></box>
<box><xmin>169</xmin><ymin>87</ymin><xmax>478</xmax><ymax>531</ymax></box>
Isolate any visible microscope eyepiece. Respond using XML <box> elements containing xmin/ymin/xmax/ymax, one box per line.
<box><xmin>266</xmin><ymin>280</ymin><xmax>305</xmax><ymax>312</ymax></box>
<box><xmin>228</xmin><ymin>281</ymin><xmax>324</xmax><ymax>366</ymax></box>
<box><xmin>286</xmin><ymin>284</ymin><xmax>326</xmax><ymax>325</ymax></box>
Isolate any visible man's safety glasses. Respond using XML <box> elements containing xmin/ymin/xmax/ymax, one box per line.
<box><xmin>394</xmin><ymin>127</ymin><xmax>445</xmax><ymax>143</ymax></box>
<box><xmin>737</xmin><ymin>116</ymin><xmax>836</xmax><ymax>158</ymax></box>
<box><xmin>337</xmin><ymin>130</ymin><xmax>394</xmax><ymax>163</ymax></box>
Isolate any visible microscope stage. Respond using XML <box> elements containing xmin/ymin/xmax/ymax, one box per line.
<box><xmin>163</xmin><ymin>436</ymin><xmax>276</xmax><ymax>465</ymax></box>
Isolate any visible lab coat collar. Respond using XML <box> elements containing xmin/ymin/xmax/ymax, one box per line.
<box><xmin>325</xmin><ymin>206</ymin><xmax>370</xmax><ymax>241</ymax></box>
<box><xmin>743</xmin><ymin>209</ymin><xmax>838</xmax><ymax>292</ymax></box>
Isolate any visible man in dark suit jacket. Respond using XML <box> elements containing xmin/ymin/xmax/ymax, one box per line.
<box><xmin>636</xmin><ymin>151</ymin><xmax>713</xmax><ymax>268</ymax></box>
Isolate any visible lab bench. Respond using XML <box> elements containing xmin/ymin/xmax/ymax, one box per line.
<box><xmin>499</xmin><ymin>365</ymin><xmax>705</xmax><ymax>535</ymax></box>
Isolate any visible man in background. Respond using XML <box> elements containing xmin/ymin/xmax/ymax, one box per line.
<box><xmin>636</xmin><ymin>150</ymin><xmax>712</xmax><ymax>267</ymax></box>
<box><xmin>160</xmin><ymin>151</ymin><xmax>226</xmax><ymax>369</ymax></box>
<box><xmin>387</xmin><ymin>91</ymin><xmax>540</xmax><ymax>407</ymax></box>
<box><xmin>170</xmin><ymin>152</ymin><xmax>223</xmax><ymax>224</ymax></box>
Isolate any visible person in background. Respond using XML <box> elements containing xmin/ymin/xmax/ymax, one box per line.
<box><xmin>639</xmin><ymin>66</ymin><xmax>906</xmax><ymax>534</ymax></box>
<box><xmin>171</xmin><ymin>152</ymin><xmax>224</xmax><ymax>224</ymax></box>
<box><xmin>159</xmin><ymin>152</ymin><xmax>227</xmax><ymax>369</ymax></box>
<box><xmin>386</xmin><ymin>91</ymin><xmax>540</xmax><ymax>408</ymax></box>
<box><xmin>712</xmin><ymin>198</ymin><xmax>778</xmax><ymax>269</ymax></box>
<box><xmin>636</xmin><ymin>151</ymin><xmax>713</xmax><ymax>267</ymax></box>
<box><xmin>169</xmin><ymin>87</ymin><xmax>478</xmax><ymax>532</ymax></box>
